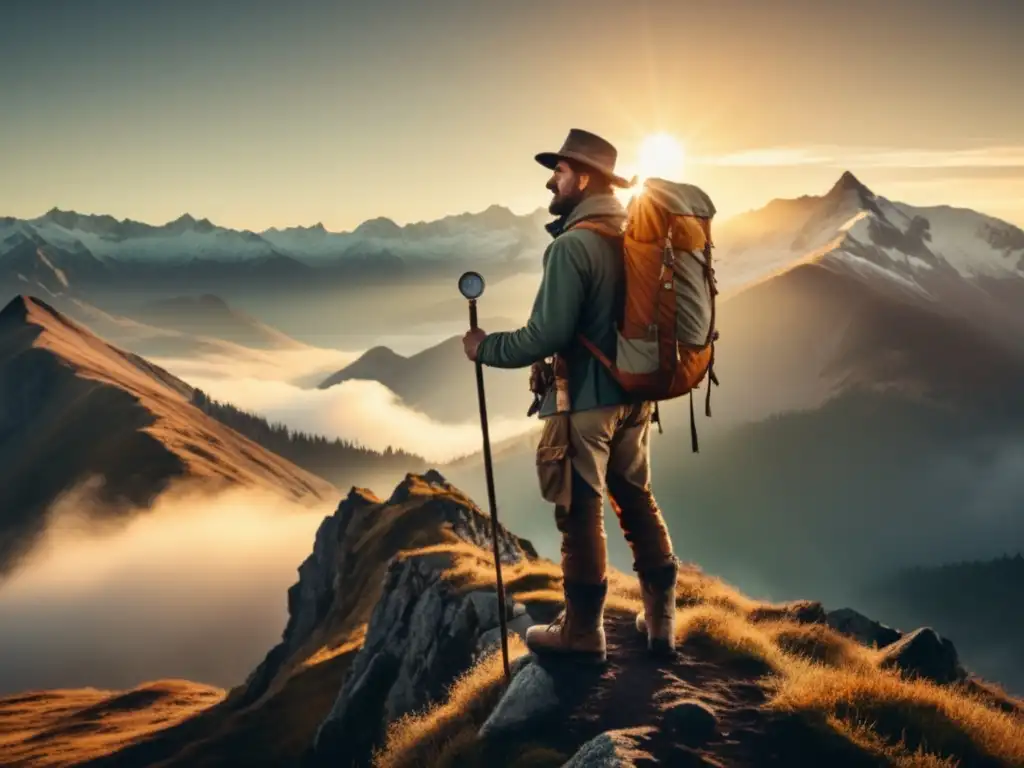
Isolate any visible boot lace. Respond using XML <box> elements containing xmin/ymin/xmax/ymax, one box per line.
<box><xmin>546</xmin><ymin>609</ymin><xmax>567</xmax><ymax>633</ymax></box>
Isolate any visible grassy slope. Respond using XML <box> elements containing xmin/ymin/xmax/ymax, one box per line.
<box><xmin>0</xmin><ymin>681</ymin><xmax>225</xmax><ymax>768</ymax></box>
<box><xmin>0</xmin><ymin>296</ymin><xmax>335</xmax><ymax>574</ymax></box>
<box><xmin>373</xmin><ymin>541</ymin><xmax>1024</xmax><ymax>768</ymax></box>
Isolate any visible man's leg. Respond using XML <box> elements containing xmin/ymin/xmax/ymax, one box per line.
<box><xmin>605</xmin><ymin>402</ymin><xmax>679</xmax><ymax>654</ymax></box>
<box><xmin>526</xmin><ymin>405</ymin><xmax>617</xmax><ymax>662</ymax></box>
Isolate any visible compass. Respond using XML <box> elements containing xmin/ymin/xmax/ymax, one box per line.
<box><xmin>458</xmin><ymin>270</ymin><xmax>485</xmax><ymax>300</ymax></box>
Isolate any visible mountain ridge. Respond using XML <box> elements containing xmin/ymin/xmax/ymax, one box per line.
<box><xmin>0</xmin><ymin>293</ymin><xmax>335</xmax><ymax>574</ymax></box>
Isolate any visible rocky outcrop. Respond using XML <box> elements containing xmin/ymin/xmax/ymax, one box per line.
<box><xmin>826</xmin><ymin>607</ymin><xmax>902</xmax><ymax>649</ymax></box>
<box><xmin>386</xmin><ymin>470</ymin><xmax>538</xmax><ymax>563</ymax></box>
<box><xmin>241</xmin><ymin>471</ymin><xmax>536</xmax><ymax>710</ymax></box>
<box><xmin>313</xmin><ymin>553</ymin><xmax>531</xmax><ymax>766</ymax></box>
<box><xmin>236</xmin><ymin>470</ymin><xmax>539</xmax><ymax>767</ymax></box>
<box><xmin>878</xmin><ymin>627</ymin><xmax>967</xmax><ymax>685</ymax></box>
<box><xmin>240</xmin><ymin>486</ymin><xmax>380</xmax><ymax>704</ymax></box>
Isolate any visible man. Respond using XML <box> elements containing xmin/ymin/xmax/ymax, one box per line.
<box><xmin>463</xmin><ymin>129</ymin><xmax>680</xmax><ymax>662</ymax></box>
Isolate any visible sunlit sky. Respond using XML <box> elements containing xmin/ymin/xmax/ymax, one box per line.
<box><xmin>2</xmin><ymin>0</ymin><xmax>1022</xmax><ymax>230</ymax></box>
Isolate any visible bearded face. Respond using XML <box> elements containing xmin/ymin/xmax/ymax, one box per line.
<box><xmin>546</xmin><ymin>161</ymin><xmax>590</xmax><ymax>217</ymax></box>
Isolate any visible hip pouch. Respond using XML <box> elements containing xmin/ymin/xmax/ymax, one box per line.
<box><xmin>536</xmin><ymin>412</ymin><xmax>573</xmax><ymax>507</ymax></box>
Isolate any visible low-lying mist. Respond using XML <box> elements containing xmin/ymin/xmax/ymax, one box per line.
<box><xmin>150</xmin><ymin>345</ymin><xmax>360</xmax><ymax>390</ymax></box>
<box><xmin>149</xmin><ymin>339</ymin><xmax>537</xmax><ymax>464</ymax></box>
<box><xmin>183</xmin><ymin>374</ymin><xmax>536</xmax><ymax>464</ymax></box>
<box><xmin>0</xmin><ymin>482</ymin><xmax>336</xmax><ymax>696</ymax></box>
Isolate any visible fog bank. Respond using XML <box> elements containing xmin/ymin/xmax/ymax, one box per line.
<box><xmin>0</xmin><ymin>483</ymin><xmax>336</xmax><ymax>695</ymax></box>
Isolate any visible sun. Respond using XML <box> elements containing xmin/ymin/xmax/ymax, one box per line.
<box><xmin>616</xmin><ymin>133</ymin><xmax>686</xmax><ymax>204</ymax></box>
<box><xmin>637</xmin><ymin>133</ymin><xmax>686</xmax><ymax>181</ymax></box>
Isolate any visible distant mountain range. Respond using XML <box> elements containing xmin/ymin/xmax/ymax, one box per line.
<box><xmin>0</xmin><ymin>205</ymin><xmax>550</xmax><ymax>296</ymax></box>
<box><xmin>0</xmin><ymin>205</ymin><xmax>554</xmax><ymax>328</ymax></box>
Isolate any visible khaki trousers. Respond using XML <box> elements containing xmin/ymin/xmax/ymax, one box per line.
<box><xmin>536</xmin><ymin>401</ymin><xmax>675</xmax><ymax>584</ymax></box>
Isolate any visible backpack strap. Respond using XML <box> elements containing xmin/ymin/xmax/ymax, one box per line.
<box><xmin>577</xmin><ymin>333</ymin><xmax>615</xmax><ymax>371</ymax></box>
<box><xmin>568</xmin><ymin>218</ymin><xmax>624</xmax><ymax>380</ymax></box>
<box><xmin>567</xmin><ymin>220</ymin><xmax>623</xmax><ymax>239</ymax></box>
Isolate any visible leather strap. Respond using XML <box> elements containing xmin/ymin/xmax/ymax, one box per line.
<box><xmin>568</xmin><ymin>220</ymin><xmax>623</xmax><ymax>239</ymax></box>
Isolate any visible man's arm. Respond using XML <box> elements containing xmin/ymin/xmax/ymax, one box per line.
<box><xmin>476</xmin><ymin>236</ymin><xmax>588</xmax><ymax>369</ymax></box>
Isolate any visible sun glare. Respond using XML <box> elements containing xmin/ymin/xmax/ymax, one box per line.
<box><xmin>616</xmin><ymin>133</ymin><xmax>686</xmax><ymax>204</ymax></box>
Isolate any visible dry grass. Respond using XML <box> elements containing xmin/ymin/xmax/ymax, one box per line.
<box><xmin>768</xmin><ymin>662</ymin><xmax>1024</xmax><ymax>767</ymax></box>
<box><xmin>830</xmin><ymin>718</ymin><xmax>960</xmax><ymax>768</ymax></box>
<box><xmin>0</xmin><ymin>680</ymin><xmax>224</xmax><ymax>767</ymax></box>
<box><xmin>673</xmin><ymin>564</ymin><xmax>762</xmax><ymax>615</ymax></box>
<box><xmin>300</xmin><ymin>624</ymin><xmax>369</xmax><ymax>669</ymax></box>
<box><xmin>761</xmin><ymin>621</ymin><xmax>876</xmax><ymax>672</ymax></box>
<box><xmin>421</xmin><ymin>540</ymin><xmax>645</xmax><ymax>619</ymax></box>
<box><xmin>675</xmin><ymin>603</ymin><xmax>788</xmax><ymax>672</ymax></box>
<box><xmin>373</xmin><ymin>637</ymin><xmax>531</xmax><ymax>768</ymax></box>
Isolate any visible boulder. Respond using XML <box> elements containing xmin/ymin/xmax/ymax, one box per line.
<box><xmin>561</xmin><ymin>727</ymin><xmax>655</xmax><ymax>767</ymax></box>
<box><xmin>826</xmin><ymin>608</ymin><xmax>902</xmax><ymax>649</ymax></box>
<box><xmin>878</xmin><ymin>627</ymin><xmax>966</xmax><ymax>685</ymax></box>
<box><xmin>478</xmin><ymin>658</ymin><xmax>562</xmax><ymax>740</ymax></box>
<box><xmin>663</xmin><ymin>700</ymin><xmax>718</xmax><ymax>747</ymax></box>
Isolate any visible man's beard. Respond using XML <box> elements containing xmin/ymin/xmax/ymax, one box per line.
<box><xmin>548</xmin><ymin>186</ymin><xmax>583</xmax><ymax>217</ymax></box>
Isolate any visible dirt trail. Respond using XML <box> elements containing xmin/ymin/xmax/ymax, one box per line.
<box><xmin>528</xmin><ymin>611</ymin><xmax>882</xmax><ymax>767</ymax></box>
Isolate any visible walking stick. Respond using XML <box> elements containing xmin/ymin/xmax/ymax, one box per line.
<box><xmin>458</xmin><ymin>270</ymin><xmax>512</xmax><ymax>685</ymax></box>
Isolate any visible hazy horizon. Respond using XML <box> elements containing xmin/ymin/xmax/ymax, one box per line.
<box><xmin>2</xmin><ymin>0</ymin><xmax>1022</xmax><ymax>231</ymax></box>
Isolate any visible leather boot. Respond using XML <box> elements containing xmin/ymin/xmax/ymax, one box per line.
<box><xmin>526</xmin><ymin>580</ymin><xmax>607</xmax><ymax>663</ymax></box>
<box><xmin>635</xmin><ymin>560</ymin><xmax>678</xmax><ymax>655</ymax></box>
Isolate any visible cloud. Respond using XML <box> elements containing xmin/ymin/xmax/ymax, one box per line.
<box><xmin>0</xmin><ymin>482</ymin><xmax>336</xmax><ymax>695</ymax></box>
<box><xmin>151</xmin><ymin>345</ymin><xmax>360</xmax><ymax>388</ymax></box>
<box><xmin>186</xmin><ymin>375</ymin><xmax>536</xmax><ymax>463</ymax></box>
<box><xmin>696</xmin><ymin>144</ymin><xmax>1024</xmax><ymax>170</ymax></box>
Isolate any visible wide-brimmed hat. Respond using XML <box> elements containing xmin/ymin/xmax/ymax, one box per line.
<box><xmin>535</xmin><ymin>129</ymin><xmax>636</xmax><ymax>189</ymax></box>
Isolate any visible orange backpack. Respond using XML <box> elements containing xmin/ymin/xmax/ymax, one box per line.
<box><xmin>572</xmin><ymin>178</ymin><xmax>720</xmax><ymax>451</ymax></box>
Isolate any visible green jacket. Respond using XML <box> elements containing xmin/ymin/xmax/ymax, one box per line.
<box><xmin>476</xmin><ymin>194</ymin><xmax>632</xmax><ymax>417</ymax></box>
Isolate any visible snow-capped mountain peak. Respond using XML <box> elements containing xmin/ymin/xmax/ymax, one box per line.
<box><xmin>828</xmin><ymin>170</ymin><xmax>874</xmax><ymax>200</ymax></box>
<box><xmin>714</xmin><ymin>171</ymin><xmax>1024</xmax><ymax>343</ymax></box>
<box><xmin>352</xmin><ymin>217</ymin><xmax>403</xmax><ymax>239</ymax></box>
<box><xmin>717</xmin><ymin>172</ymin><xmax>1024</xmax><ymax>292</ymax></box>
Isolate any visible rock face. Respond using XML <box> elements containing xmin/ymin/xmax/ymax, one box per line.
<box><xmin>242</xmin><ymin>471</ymin><xmax>536</xmax><ymax>710</ymax></box>
<box><xmin>313</xmin><ymin>555</ymin><xmax>530</xmax><ymax>766</ymax></box>
<box><xmin>240</xmin><ymin>486</ymin><xmax>381</xmax><ymax>704</ymax></box>
<box><xmin>826</xmin><ymin>607</ymin><xmax>902</xmax><ymax>649</ymax></box>
<box><xmin>878</xmin><ymin>627</ymin><xmax>966</xmax><ymax>685</ymax></box>
<box><xmin>297</xmin><ymin>471</ymin><xmax>538</xmax><ymax>767</ymax></box>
